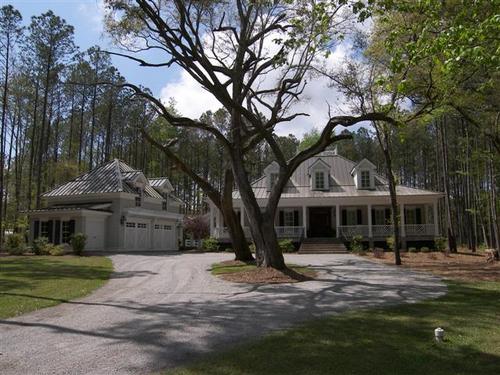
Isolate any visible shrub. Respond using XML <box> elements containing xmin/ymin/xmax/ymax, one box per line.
<box><xmin>5</xmin><ymin>233</ymin><xmax>26</xmax><ymax>255</ymax></box>
<box><xmin>33</xmin><ymin>236</ymin><xmax>49</xmax><ymax>255</ymax></box>
<box><xmin>279</xmin><ymin>239</ymin><xmax>296</xmax><ymax>253</ymax></box>
<box><xmin>350</xmin><ymin>235</ymin><xmax>364</xmax><ymax>254</ymax></box>
<box><xmin>48</xmin><ymin>244</ymin><xmax>65</xmax><ymax>256</ymax></box>
<box><xmin>409</xmin><ymin>247</ymin><xmax>418</xmax><ymax>253</ymax></box>
<box><xmin>386</xmin><ymin>236</ymin><xmax>395</xmax><ymax>252</ymax></box>
<box><xmin>434</xmin><ymin>237</ymin><xmax>447</xmax><ymax>252</ymax></box>
<box><xmin>202</xmin><ymin>237</ymin><xmax>219</xmax><ymax>252</ymax></box>
<box><xmin>421</xmin><ymin>246</ymin><xmax>430</xmax><ymax>253</ymax></box>
<box><xmin>71</xmin><ymin>233</ymin><xmax>87</xmax><ymax>256</ymax></box>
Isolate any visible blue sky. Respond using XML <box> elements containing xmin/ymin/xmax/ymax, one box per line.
<box><xmin>3</xmin><ymin>0</ymin><xmax>176</xmax><ymax>96</ymax></box>
<box><xmin>2</xmin><ymin>0</ymin><xmax>360</xmax><ymax>137</ymax></box>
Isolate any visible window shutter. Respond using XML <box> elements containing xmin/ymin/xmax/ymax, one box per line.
<box><xmin>371</xmin><ymin>209</ymin><xmax>375</xmax><ymax>225</ymax></box>
<box><xmin>294</xmin><ymin>210</ymin><xmax>299</xmax><ymax>226</ymax></box>
<box><xmin>47</xmin><ymin>220</ymin><xmax>54</xmax><ymax>243</ymax></box>
<box><xmin>357</xmin><ymin>209</ymin><xmax>362</xmax><ymax>225</ymax></box>
<box><xmin>34</xmin><ymin>220</ymin><xmax>40</xmax><ymax>239</ymax></box>
<box><xmin>54</xmin><ymin>220</ymin><xmax>61</xmax><ymax>244</ymax></box>
<box><xmin>416</xmin><ymin>208</ymin><xmax>422</xmax><ymax>224</ymax></box>
<box><xmin>342</xmin><ymin>209</ymin><xmax>347</xmax><ymax>225</ymax></box>
<box><xmin>279</xmin><ymin>211</ymin><xmax>284</xmax><ymax>226</ymax></box>
<box><xmin>69</xmin><ymin>220</ymin><xmax>76</xmax><ymax>235</ymax></box>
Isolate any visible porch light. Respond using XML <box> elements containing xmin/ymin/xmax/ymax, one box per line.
<box><xmin>434</xmin><ymin>327</ymin><xmax>444</xmax><ymax>342</ymax></box>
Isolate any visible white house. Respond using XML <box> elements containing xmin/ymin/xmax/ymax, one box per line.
<box><xmin>208</xmin><ymin>151</ymin><xmax>443</xmax><ymax>248</ymax></box>
<box><xmin>27</xmin><ymin>159</ymin><xmax>184</xmax><ymax>251</ymax></box>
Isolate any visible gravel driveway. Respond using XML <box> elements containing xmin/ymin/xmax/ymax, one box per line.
<box><xmin>0</xmin><ymin>253</ymin><xmax>445</xmax><ymax>374</ymax></box>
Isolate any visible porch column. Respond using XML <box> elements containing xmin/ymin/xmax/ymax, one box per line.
<box><xmin>240</xmin><ymin>206</ymin><xmax>245</xmax><ymax>228</ymax></box>
<box><xmin>209</xmin><ymin>205</ymin><xmax>214</xmax><ymax>236</ymax></box>
<box><xmin>433</xmin><ymin>200</ymin><xmax>439</xmax><ymax>236</ymax></box>
<box><xmin>336</xmin><ymin>204</ymin><xmax>340</xmax><ymax>238</ymax></box>
<box><xmin>367</xmin><ymin>204</ymin><xmax>373</xmax><ymax>248</ymax></box>
<box><xmin>400</xmin><ymin>202</ymin><xmax>406</xmax><ymax>249</ymax></box>
<box><xmin>399</xmin><ymin>202</ymin><xmax>405</xmax><ymax>237</ymax></box>
<box><xmin>302</xmin><ymin>206</ymin><xmax>307</xmax><ymax>238</ymax></box>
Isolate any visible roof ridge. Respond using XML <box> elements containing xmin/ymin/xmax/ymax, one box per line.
<box><xmin>114</xmin><ymin>159</ymin><xmax>124</xmax><ymax>192</ymax></box>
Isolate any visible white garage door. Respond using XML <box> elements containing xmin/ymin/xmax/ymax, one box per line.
<box><xmin>153</xmin><ymin>222</ymin><xmax>177</xmax><ymax>250</ymax></box>
<box><xmin>124</xmin><ymin>220</ymin><xmax>150</xmax><ymax>250</ymax></box>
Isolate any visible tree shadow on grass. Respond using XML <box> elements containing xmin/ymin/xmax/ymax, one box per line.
<box><xmin>0</xmin><ymin>256</ymin><xmax>497</xmax><ymax>375</ymax></box>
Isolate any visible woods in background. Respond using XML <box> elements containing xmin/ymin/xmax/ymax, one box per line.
<box><xmin>0</xmin><ymin>4</ymin><xmax>498</xmax><ymax>253</ymax></box>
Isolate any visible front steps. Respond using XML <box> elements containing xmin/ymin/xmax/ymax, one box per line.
<box><xmin>298</xmin><ymin>238</ymin><xmax>348</xmax><ymax>254</ymax></box>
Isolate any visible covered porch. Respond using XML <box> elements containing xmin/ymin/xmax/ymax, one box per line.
<box><xmin>210</xmin><ymin>200</ymin><xmax>440</xmax><ymax>243</ymax></box>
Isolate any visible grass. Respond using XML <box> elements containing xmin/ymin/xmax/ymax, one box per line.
<box><xmin>210</xmin><ymin>261</ymin><xmax>314</xmax><ymax>276</ymax></box>
<box><xmin>0</xmin><ymin>256</ymin><xmax>113</xmax><ymax>319</ymax></box>
<box><xmin>166</xmin><ymin>281</ymin><xmax>500</xmax><ymax>375</ymax></box>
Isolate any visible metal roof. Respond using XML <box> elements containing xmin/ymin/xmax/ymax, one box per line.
<box><xmin>233</xmin><ymin>152</ymin><xmax>442</xmax><ymax>199</ymax></box>
<box><xmin>43</xmin><ymin>159</ymin><xmax>164</xmax><ymax>200</ymax></box>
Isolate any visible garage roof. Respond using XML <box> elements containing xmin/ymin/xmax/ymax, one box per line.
<box><xmin>43</xmin><ymin>159</ymin><xmax>164</xmax><ymax>199</ymax></box>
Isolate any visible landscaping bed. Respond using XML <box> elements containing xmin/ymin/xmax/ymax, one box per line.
<box><xmin>211</xmin><ymin>260</ymin><xmax>316</xmax><ymax>284</ymax></box>
<box><xmin>363</xmin><ymin>251</ymin><xmax>500</xmax><ymax>282</ymax></box>
<box><xmin>0</xmin><ymin>255</ymin><xmax>113</xmax><ymax>319</ymax></box>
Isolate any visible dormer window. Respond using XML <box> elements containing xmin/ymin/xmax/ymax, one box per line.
<box><xmin>162</xmin><ymin>200</ymin><xmax>167</xmax><ymax>210</ymax></box>
<box><xmin>135</xmin><ymin>196</ymin><xmax>141</xmax><ymax>207</ymax></box>
<box><xmin>360</xmin><ymin>170</ymin><xmax>370</xmax><ymax>189</ymax></box>
<box><xmin>314</xmin><ymin>171</ymin><xmax>326</xmax><ymax>190</ymax></box>
<box><xmin>269</xmin><ymin>172</ymin><xmax>279</xmax><ymax>189</ymax></box>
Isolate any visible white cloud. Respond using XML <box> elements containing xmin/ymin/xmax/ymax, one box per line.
<box><xmin>160</xmin><ymin>70</ymin><xmax>222</xmax><ymax>119</ymax></box>
<box><xmin>159</xmin><ymin>18</ymin><xmax>357</xmax><ymax>139</ymax></box>
<box><xmin>78</xmin><ymin>0</ymin><xmax>106</xmax><ymax>33</ymax></box>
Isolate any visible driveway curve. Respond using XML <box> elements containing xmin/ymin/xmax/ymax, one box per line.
<box><xmin>0</xmin><ymin>253</ymin><xmax>445</xmax><ymax>374</ymax></box>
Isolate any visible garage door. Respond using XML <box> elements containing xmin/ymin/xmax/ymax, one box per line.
<box><xmin>124</xmin><ymin>220</ymin><xmax>150</xmax><ymax>250</ymax></box>
<box><xmin>153</xmin><ymin>222</ymin><xmax>177</xmax><ymax>250</ymax></box>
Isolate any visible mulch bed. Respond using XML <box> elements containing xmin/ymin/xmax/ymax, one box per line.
<box><xmin>364</xmin><ymin>251</ymin><xmax>500</xmax><ymax>282</ymax></box>
<box><xmin>217</xmin><ymin>260</ymin><xmax>316</xmax><ymax>284</ymax></box>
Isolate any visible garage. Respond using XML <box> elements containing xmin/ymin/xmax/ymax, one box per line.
<box><xmin>124</xmin><ymin>220</ymin><xmax>151</xmax><ymax>250</ymax></box>
<box><xmin>153</xmin><ymin>221</ymin><xmax>177</xmax><ymax>250</ymax></box>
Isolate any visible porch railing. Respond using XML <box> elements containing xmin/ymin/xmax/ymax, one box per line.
<box><xmin>275</xmin><ymin>226</ymin><xmax>304</xmax><ymax>238</ymax></box>
<box><xmin>372</xmin><ymin>225</ymin><xmax>393</xmax><ymax>238</ymax></box>
<box><xmin>405</xmin><ymin>224</ymin><xmax>435</xmax><ymax>236</ymax></box>
<box><xmin>213</xmin><ymin>226</ymin><xmax>303</xmax><ymax>239</ymax></box>
<box><xmin>338</xmin><ymin>225</ymin><xmax>369</xmax><ymax>238</ymax></box>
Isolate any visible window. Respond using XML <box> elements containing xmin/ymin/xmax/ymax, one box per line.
<box><xmin>62</xmin><ymin>220</ymin><xmax>75</xmax><ymax>243</ymax></box>
<box><xmin>162</xmin><ymin>200</ymin><xmax>167</xmax><ymax>210</ymax></box>
<box><xmin>126</xmin><ymin>222</ymin><xmax>136</xmax><ymax>228</ymax></box>
<box><xmin>154</xmin><ymin>224</ymin><xmax>160</xmax><ymax>230</ymax></box>
<box><xmin>137</xmin><ymin>223</ymin><xmax>147</xmax><ymax>229</ymax></box>
<box><xmin>346</xmin><ymin>210</ymin><xmax>357</xmax><ymax>225</ymax></box>
<box><xmin>360</xmin><ymin>170</ymin><xmax>371</xmax><ymax>188</ymax></box>
<box><xmin>374</xmin><ymin>209</ymin><xmax>386</xmax><ymax>225</ymax></box>
<box><xmin>283</xmin><ymin>210</ymin><xmax>295</xmax><ymax>227</ymax></box>
<box><xmin>165</xmin><ymin>225</ymin><xmax>172</xmax><ymax>230</ymax></box>
<box><xmin>135</xmin><ymin>196</ymin><xmax>141</xmax><ymax>207</ymax></box>
<box><xmin>41</xmin><ymin>221</ymin><xmax>50</xmax><ymax>238</ymax></box>
<box><xmin>314</xmin><ymin>171</ymin><xmax>325</xmax><ymax>190</ymax></box>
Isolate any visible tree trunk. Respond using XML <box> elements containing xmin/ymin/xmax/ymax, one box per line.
<box><xmin>439</xmin><ymin>117</ymin><xmax>457</xmax><ymax>252</ymax></box>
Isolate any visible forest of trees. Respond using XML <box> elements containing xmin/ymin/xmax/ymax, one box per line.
<box><xmin>0</xmin><ymin>3</ymin><xmax>498</xmax><ymax>253</ymax></box>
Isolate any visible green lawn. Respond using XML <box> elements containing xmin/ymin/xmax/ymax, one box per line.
<box><xmin>167</xmin><ymin>281</ymin><xmax>500</xmax><ymax>375</ymax></box>
<box><xmin>211</xmin><ymin>262</ymin><xmax>314</xmax><ymax>276</ymax></box>
<box><xmin>0</xmin><ymin>256</ymin><xmax>113</xmax><ymax>319</ymax></box>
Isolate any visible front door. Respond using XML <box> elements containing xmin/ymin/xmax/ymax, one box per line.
<box><xmin>308</xmin><ymin>207</ymin><xmax>333</xmax><ymax>237</ymax></box>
